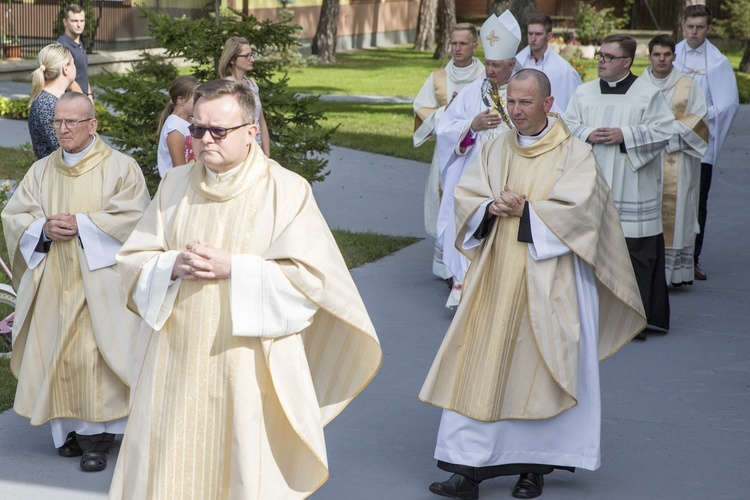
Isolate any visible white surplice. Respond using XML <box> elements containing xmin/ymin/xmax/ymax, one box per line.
<box><xmin>563</xmin><ymin>75</ymin><xmax>674</xmax><ymax>238</ymax></box>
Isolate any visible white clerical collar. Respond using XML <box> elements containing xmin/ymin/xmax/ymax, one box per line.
<box><xmin>204</xmin><ymin>161</ymin><xmax>243</xmax><ymax>187</ymax></box>
<box><xmin>517</xmin><ymin>116</ymin><xmax>556</xmax><ymax>146</ymax></box>
<box><xmin>62</xmin><ymin>136</ymin><xmax>96</xmax><ymax>166</ymax></box>
<box><xmin>606</xmin><ymin>73</ymin><xmax>630</xmax><ymax>87</ymax></box>
<box><xmin>686</xmin><ymin>41</ymin><xmax>707</xmax><ymax>54</ymax></box>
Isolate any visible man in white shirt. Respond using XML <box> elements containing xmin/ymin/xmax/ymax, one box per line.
<box><xmin>414</xmin><ymin>23</ymin><xmax>485</xmax><ymax>282</ymax></box>
<box><xmin>514</xmin><ymin>13</ymin><xmax>582</xmax><ymax>110</ymax></box>
<box><xmin>674</xmin><ymin>4</ymin><xmax>739</xmax><ymax>280</ymax></box>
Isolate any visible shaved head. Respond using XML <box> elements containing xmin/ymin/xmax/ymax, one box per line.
<box><xmin>509</xmin><ymin>69</ymin><xmax>551</xmax><ymax>99</ymax></box>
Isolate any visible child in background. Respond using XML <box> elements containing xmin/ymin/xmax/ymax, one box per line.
<box><xmin>156</xmin><ymin>75</ymin><xmax>199</xmax><ymax>178</ymax></box>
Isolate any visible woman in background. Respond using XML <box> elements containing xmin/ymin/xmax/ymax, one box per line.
<box><xmin>28</xmin><ymin>43</ymin><xmax>76</xmax><ymax>159</ymax></box>
<box><xmin>218</xmin><ymin>37</ymin><xmax>271</xmax><ymax>156</ymax></box>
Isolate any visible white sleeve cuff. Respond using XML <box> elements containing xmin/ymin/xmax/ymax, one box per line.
<box><xmin>231</xmin><ymin>254</ymin><xmax>318</xmax><ymax>338</ymax></box>
<box><xmin>133</xmin><ymin>250</ymin><xmax>181</xmax><ymax>331</ymax></box>
<box><xmin>19</xmin><ymin>218</ymin><xmax>47</xmax><ymax>269</ymax></box>
<box><xmin>528</xmin><ymin>205</ymin><xmax>571</xmax><ymax>260</ymax></box>
<box><xmin>76</xmin><ymin>214</ymin><xmax>123</xmax><ymax>271</ymax></box>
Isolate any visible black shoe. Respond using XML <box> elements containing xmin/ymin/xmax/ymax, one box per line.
<box><xmin>80</xmin><ymin>450</ymin><xmax>107</xmax><ymax>472</ymax></box>
<box><xmin>512</xmin><ymin>473</ymin><xmax>544</xmax><ymax>498</ymax></box>
<box><xmin>58</xmin><ymin>432</ymin><xmax>83</xmax><ymax>458</ymax></box>
<box><xmin>428</xmin><ymin>473</ymin><xmax>479</xmax><ymax>499</ymax></box>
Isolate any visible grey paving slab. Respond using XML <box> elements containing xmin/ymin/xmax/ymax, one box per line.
<box><xmin>0</xmin><ymin>105</ymin><xmax>748</xmax><ymax>500</ymax></box>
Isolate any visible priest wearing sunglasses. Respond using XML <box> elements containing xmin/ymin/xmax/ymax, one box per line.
<box><xmin>111</xmin><ymin>79</ymin><xmax>382</xmax><ymax>499</ymax></box>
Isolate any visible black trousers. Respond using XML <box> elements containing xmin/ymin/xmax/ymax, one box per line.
<box><xmin>437</xmin><ymin>461</ymin><xmax>574</xmax><ymax>482</ymax></box>
<box><xmin>626</xmin><ymin>234</ymin><xmax>670</xmax><ymax>331</ymax></box>
<box><xmin>694</xmin><ymin>162</ymin><xmax>713</xmax><ymax>262</ymax></box>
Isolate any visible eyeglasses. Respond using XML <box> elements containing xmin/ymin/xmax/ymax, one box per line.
<box><xmin>236</xmin><ymin>53</ymin><xmax>253</xmax><ymax>60</ymax></box>
<box><xmin>594</xmin><ymin>52</ymin><xmax>630</xmax><ymax>63</ymax></box>
<box><xmin>51</xmin><ymin>118</ymin><xmax>94</xmax><ymax>129</ymax></box>
<box><xmin>188</xmin><ymin>123</ymin><xmax>251</xmax><ymax>140</ymax></box>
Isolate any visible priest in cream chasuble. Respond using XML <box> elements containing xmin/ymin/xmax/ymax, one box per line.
<box><xmin>2</xmin><ymin>92</ymin><xmax>150</xmax><ymax>472</ymax></box>
<box><xmin>111</xmin><ymin>80</ymin><xmax>381</xmax><ymax>500</ymax></box>
<box><xmin>422</xmin><ymin>70</ymin><xmax>645</xmax><ymax>500</ymax></box>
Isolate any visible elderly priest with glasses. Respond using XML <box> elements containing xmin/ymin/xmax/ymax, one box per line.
<box><xmin>110</xmin><ymin>79</ymin><xmax>382</xmax><ymax>499</ymax></box>
<box><xmin>2</xmin><ymin>91</ymin><xmax>150</xmax><ymax>473</ymax></box>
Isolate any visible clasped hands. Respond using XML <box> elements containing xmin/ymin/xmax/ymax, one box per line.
<box><xmin>44</xmin><ymin>213</ymin><xmax>78</xmax><ymax>241</ymax></box>
<box><xmin>586</xmin><ymin>127</ymin><xmax>624</xmax><ymax>145</ymax></box>
<box><xmin>172</xmin><ymin>241</ymin><xmax>232</xmax><ymax>281</ymax></box>
<box><xmin>488</xmin><ymin>185</ymin><xmax>526</xmax><ymax>218</ymax></box>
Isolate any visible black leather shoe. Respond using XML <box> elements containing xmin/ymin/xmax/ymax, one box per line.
<box><xmin>80</xmin><ymin>450</ymin><xmax>107</xmax><ymax>472</ymax></box>
<box><xmin>58</xmin><ymin>431</ymin><xmax>83</xmax><ymax>458</ymax></box>
<box><xmin>512</xmin><ymin>473</ymin><xmax>544</xmax><ymax>498</ymax></box>
<box><xmin>428</xmin><ymin>473</ymin><xmax>479</xmax><ymax>499</ymax></box>
<box><xmin>694</xmin><ymin>264</ymin><xmax>707</xmax><ymax>280</ymax></box>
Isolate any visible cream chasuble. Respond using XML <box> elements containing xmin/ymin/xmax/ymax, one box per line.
<box><xmin>1</xmin><ymin>136</ymin><xmax>150</xmax><ymax>429</ymax></box>
<box><xmin>111</xmin><ymin>145</ymin><xmax>381</xmax><ymax>500</ymax></box>
<box><xmin>420</xmin><ymin>117</ymin><xmax>645</xmax><ymax>423</ymax></box>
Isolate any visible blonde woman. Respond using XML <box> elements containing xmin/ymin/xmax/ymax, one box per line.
<box><xmin>28</xmin><ymin>43</ymin><xmax>77</xmax><ymax>159</ymax></box>
<box><xmin>218</xmin><ymin>37</ymin><xmax>271</xmax><ymax>156</ymax></box>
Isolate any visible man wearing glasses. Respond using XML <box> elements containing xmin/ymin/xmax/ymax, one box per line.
<box><xmin>2</xmin><ymin>92</ymin><xmax>150</xmax><ymax>472</ymax></box>
<box><xmin>563</xmin><ymin>34</ymin><xmax>674</xmax><ymax>337</ymax></box>
<box><xmin>111</xmin><ymin>79</ymin><xmax>381</xmax><ymax>499</ymax></box>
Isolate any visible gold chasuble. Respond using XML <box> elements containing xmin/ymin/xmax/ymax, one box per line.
<box><xmin>420</xmin><ymin>117</ymin><xmax>646</xmax><ymax>422</ymax></box>
<box><xmin>2</xmin><ymin>136</ymin><xmax>150</xmax><ymax>425</ymax></box>
<box><xmin>112</xmin><ymin>145</ymin><xmax>381</xmax><ymax>499</ymax></box>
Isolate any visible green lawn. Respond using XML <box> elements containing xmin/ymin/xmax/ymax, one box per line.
<box><xmin>287</xmin><ymin>46</ymin><xmax>749</xmax><ymax>162</ymax></box>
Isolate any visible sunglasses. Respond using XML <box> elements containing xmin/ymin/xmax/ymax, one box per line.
<box><xmin>188</xmin><ymin>123</ymin><xmax>251</xmax><ymax>140</ymax></box>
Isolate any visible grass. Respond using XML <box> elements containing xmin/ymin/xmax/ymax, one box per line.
<box><xmin>0</xmin><ymin>357</ymin><xmax>15</xmax><ymax>413</ymax></box>
<box><xmin>290</xmin><ymin>46</ymin><xmax>749</xmax><ymax>161</ymax></box>
<box><xmin>333</xmin><ymin>229</ymin><xmax>420</xmax><ymax>269</ymax></box>
<box><xmin>316</xmin><ymin>101</ymin><xmax>433</xmax><ymax>162</ymax></box>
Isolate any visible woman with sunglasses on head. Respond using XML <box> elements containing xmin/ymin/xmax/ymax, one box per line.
<box><xmin>28</xmin><ymin>43</ymin><xmax>77</xmax><ymax>159</ymax></box>
<box><xmin>218</xmin><ymin>37</ymin><xmax>271</xmax><ymax>157</ymax></box>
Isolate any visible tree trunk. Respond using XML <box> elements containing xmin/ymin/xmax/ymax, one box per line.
<box><xmin>489</xmin><ymin>0</ymin><xmax>536</xmax><ymax>49</ymax></box>
<box><xmin>414</xmin><ymin>0</ymin><xmax>438</xmax><ymax>51</ymax></box>
<box><xmin>433</xmin><ymin>0</ymin><xmax>455</xmax><ymax>60</ymax></box>
<box><xmin>672</xmin><ymin>1</ymin><xmax>685</xmax><ymax>40</ymax></box>
<box><xmin>741</xmin><ymin>39</ymin><xmax>750</xmax><ymax>74</ymax></box>
<box><xmin>312</xmin><ymin>0</ymin><xmax>340</xmax><ymax>64</ymax></box>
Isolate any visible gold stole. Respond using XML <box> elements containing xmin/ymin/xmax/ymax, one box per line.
<box><xmin>414</xmin><ymin>68</ymin><xmax>448</xmax><ymax>131</ymax></box>
<box><xmin>663</xmin><ymin>76</ymin><xmax>704</xmax><ymax>247</ymax></box>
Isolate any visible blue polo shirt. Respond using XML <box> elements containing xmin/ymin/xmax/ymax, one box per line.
<box><xmin>57</xmin><ymin>32</ymin><xmax>89</xmax><ymax>95</ymax></box>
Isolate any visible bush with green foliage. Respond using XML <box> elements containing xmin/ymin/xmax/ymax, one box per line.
<box><xmin>141</xmin><ymin>5</ymin><xmax>333</xmax><ymax>183</ymax></box>
<box><xmin>53</xmin><ymin>0</ymin><xmax>99</xmax><ymax>51</ymax></box>
<box><xmin>0</xmin><ymin>96</ymin><xmax>29</xmax><ymax>119</ymax></box>
<box><xmin>573</xmin><ymin>3</ymin><xmax>627</xmax><ymax>46</ymax></box>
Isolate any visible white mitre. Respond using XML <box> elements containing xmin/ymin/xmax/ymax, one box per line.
<box><xmin>480</xmin><ymin>10</ymin><xmax>521</xmax><ymax>60</ymax></box>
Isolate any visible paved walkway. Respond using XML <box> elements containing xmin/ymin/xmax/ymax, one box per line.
<box><xmin>0</xmin><ymin>96</ymin><xmax>749</xmax><ymax>498</ymax></box>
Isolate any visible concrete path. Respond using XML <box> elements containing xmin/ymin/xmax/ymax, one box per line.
<box><xmin>0</xmin><ymin>99</ymin><xmax>748</xmax><ymax>499</ymax></box>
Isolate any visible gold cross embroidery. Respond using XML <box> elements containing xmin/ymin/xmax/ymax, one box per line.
<box><xmin>486</xmin><ymin>30</ymin><xmax>500</xmax><ymax>46</ymax></box>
